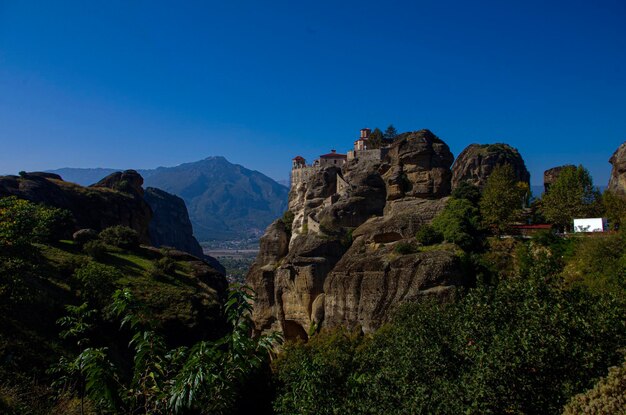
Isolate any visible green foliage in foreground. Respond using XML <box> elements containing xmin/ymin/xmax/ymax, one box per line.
<box><xmin>50</xmin><ymin>285</ymin><xmax>281</xmax><ymax>415</ymax></box>
<box><xmin>273</xmin><ymin>278</ymin><xmax>625</xmax><ymax>415</ymax></box>
<box><xmin>562</xmin><ymin>356</ymin><xmax>626</xmax><ymax>415</ymax></box>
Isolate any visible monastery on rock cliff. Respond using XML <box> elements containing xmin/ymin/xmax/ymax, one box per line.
<box><xmin>291</xmin><ymin>128</ymin><xmax>391</xmax><ymax>188</ymax></box>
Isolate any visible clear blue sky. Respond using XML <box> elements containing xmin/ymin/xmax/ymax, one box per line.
<box><xmin>1</xmin><ymin>0</ymin><xmax>625</xmax><ymax>185</ymax></box>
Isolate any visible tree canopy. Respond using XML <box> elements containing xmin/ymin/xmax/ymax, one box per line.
<box><xmin>541</xmin><ymin>165</ymin><xmax>600</xmax><ymax>231</ymax></box>
<box><xmin>479</xmin><ymin>164</ymin><xmax>527</xmax><ymax>234</ymax></box>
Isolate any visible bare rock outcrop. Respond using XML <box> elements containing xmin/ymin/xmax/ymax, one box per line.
<box><xmin>383</xmin><ymin>130</ymin><xmax>454</xmax><ymax>200</ymax></box>
<box><xmin>608</xmin><ymin>142</ymin><xmax>626</xmax><ymax>195</ymax></box>
<box><xmin>247</xmin><ymin>129</ymin><xmax>467</xmax><ymax>339</ymax></box>
<box><xmin>324</xmin><ymin>238</ymin><xmax>464</xmax><ymax>332</ymax></box>
<box><xmin>0</xmin><ymin>171</ymin><xmax>153</xmax><ymax>243</ymax></box>
<box><xmin>451</xmin><ymin>143</ymin><xmax>530</xmax><ymax>189</ymax></box>
<box><xmin>544</xmin><ymin>165</ymin><xmax>575</xmax><ymax>193</ymax></box>
<box><xmin>144</xmin><ymin>186</ymin><xmax>205</xmax><ymax>257</ymax></box>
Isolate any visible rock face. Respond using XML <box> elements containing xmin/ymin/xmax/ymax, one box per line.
<box><xmin>247</xmin><ymin>130</ymin><xmax>468</xmax><ymax>339</ymax></box>
<box><xmin>451</xmin><ymin>143</ymin><xmax>530</xmax><ymax>189</ymax></box>
<box><xmin>608</xmin><ymin>142</ymin><xmax>626</xmax><ymax>195</ymax></box>
<box><xmin>0</xmin><ymin>171</ymin><xmax>153</xmax><ymax>243</ymax></box>
<box><xmin>144</xmin><ymin>187</ymin><xmax>205</xmax><ymax>257</ymax></box>
<box><xmin>544</xmin><ymin>165</ymin><xmax>575</xmax><ymax>193</ymax></box>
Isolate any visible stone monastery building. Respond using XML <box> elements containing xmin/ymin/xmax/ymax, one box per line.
<box><xmin>291</xmin><ymin>128</ymin><xmax>390</xmax><ymax>187</ymax></box>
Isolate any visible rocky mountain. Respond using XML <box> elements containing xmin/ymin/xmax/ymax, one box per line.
<box><xmin>608</xmin><ymin>142</ymin><xmax>626</xmax><ymax>195</ymax></box>
<box><xmin>247</xmin><ymin>130</ymin><xmax>469</xmax><ymax>340</ymax></box>
<box><xmin>451</xmin><ymin>143</ymin><xmax>530</xmax><ymax>189</ymax></box>
<box><xmin>144</xmin><ymin>186</ymin><xmax>205</xmax><ymax>257</ymax></box>
<box><xmin>48</xmin><ymin>157</ymin><xmax>289</xmax><ymax>242</ymax></box>
<box><xmin>0</xmin><ymin>170</ymin><xmax>153</xmax><ymax>243</ymax></box>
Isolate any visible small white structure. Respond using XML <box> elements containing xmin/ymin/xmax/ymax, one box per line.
<box><xmin>573</xmin><ymin>218</ymin><xmax>608</xmax><ymax>233</ymax></box>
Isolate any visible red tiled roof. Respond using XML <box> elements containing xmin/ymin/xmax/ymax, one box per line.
<box><xmin>511</xmin><ymin>224</ymin><xmax>552</xmax><ymax>229</ymax></box>
<box><xmin>293</xmin><ymin>156</ymin><xmax>305</xmax><ymax>160</ymax></box>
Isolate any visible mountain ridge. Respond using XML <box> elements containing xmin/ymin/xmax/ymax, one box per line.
<box><xmin>48</xmin><ymin>157</ymin><xmax>289</xmax><ymax>242</ymax></box>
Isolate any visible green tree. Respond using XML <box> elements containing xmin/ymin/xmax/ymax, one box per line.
<box><xmin>451</xmin><ymin>182</ymin><xmax>481</xmax><ymax>207</ymax></box>
<box><xmin>602</xmin><ymin>190</ymin><xmax>626</xmax><ymax>230</ymax></box>
<box><xmin>432</xmin><ymin>198</ymin><xmax>482</xmax><ymax>251</ymax></box>
<box><xmin>383</xmin><ymin>124</ymin><xmax>398</xmax><ymax>141</ymax></box>
<box><xmin>367</xmin><ymin>128</ymin><xmax>384</xmax><ymax>149</ymax></box>
<box><xmin>541</xmin><ymin>165</ymin><xmax>601</xmax><ymax>231</ymax></box>
<box><xmin>479</xmin><ymin>164</ymin><xmax>526</xmax><ymax>235</ymax></box>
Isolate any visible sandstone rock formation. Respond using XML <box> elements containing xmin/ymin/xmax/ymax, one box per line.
<box><xmin>608</xmin><ymin>142</ymin><xmax>626</xmax><ymax>195</ymax></box>
<box><xmin>247</xmin><ymin>130</ymin><xmax>469</xmax><ymax>339</ymax></box>
<box><xmin>451</xmin><ymin>143</ymin><xmax>530</xmax><ymax>189</ymax></box>
<box><xmin>543</xmin><ymin>165</ymin><xmax>575</xmax><ymax>193</ymax></box>
<box><xmin>0</xmin><ymin>171</ymin><xmax>153</xmax><ymax>243</ymax></box>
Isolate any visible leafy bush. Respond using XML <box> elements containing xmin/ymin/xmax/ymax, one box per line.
<box><xmin>562</xmin><ymin>356</ymin><xmax>626</xmax><ymax>414</ymax></box>
<box><xmin>0</xmin><ymin>196</ymin><xmax>71</xmax><ymax>247</ymax></box>
<box><xmin>50</xmin><ymin>285</ymin><xmax>281</xmax><ymax>415</ymax></box>
<box><xmin>281</xmin><ymin>210</ymin><xmax>295</xmax><ymax>234</ymax></box>
<box><xmin>273</xmin><ymin>278</ymin><xmax>625</xmax><ymax>414</ymax></box>
<box><xmin>561</xmin><ymin>230</ymin><xmax>626</xmax><ymax>296</ymax></box>
<box><xmin>451</xmin><ymin>182</ymin><xmax>481</xmax><ymax>206</ymax></box>
<box><xmin>432</xmin><ymin>198</ymin><xmax>482</xmax><ymax>251</ymax></box>
<box><xmin>145</xmin><ymin>256</ymin><xmax>177</xmax><ymax>280</ymax></box>
<box><xmin>99</xmin><ymin>225</ymin><xmax>139</xmax><ymax>249</ymax></box>
<box><xmin>73</xmin><ymin>262</ymin><xmax>120</xmax><ymax>308</ymax></box>
<box><xmin>394</xmin><ymin>241</ymin><xmax>416</xmax><ymax>255</ymax></box>
<box><xmin>273</xmin><ymin>329</ymin><xmax>362</xmax><ymax>415</ymax></box>
<box><xmin>82</xmin><ymin>239</ymin><xmax>108</xmax><ymax>261</ymax></box>
<box><xmin>415</xmin><ymin>224</ymin><xmax>443</xmax><ymax>246</ymax></box>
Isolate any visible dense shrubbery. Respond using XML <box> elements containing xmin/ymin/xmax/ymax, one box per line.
<box><xmin>415</xmin><ymin>224</ymin><xmax>443</xmax><ymax>246</ymax></box>
<box><xmin>562</xmin><ymin>356</ymin><xmax>626</xmax><ymax>414</ymax></box>
<box><xmin>273</xmin><ymin>277</ymin><xmax>625</xmax><ymax>414</ymax></box>
<box><xmin>73</xmin><ymin>262</ymin><xmax>120</xmax><ymax>308</ymax></box>
<box><xmin>98</xmin><ymin>225</ymin><xmax>140</xmax><ymax>249</ymax></box>
<box><xmin>394</xmin><ymin>241</ymin><xmax>416</xmax><ymax>254</ymax></box>
<box><xmin>82</xmin><ymin>239</ymin><xmax>107</xmax><ymax>260</ymax></box>
<box><xmin>431</xmin><ymin>198</ymin><xmax>482</xmax><ymax>251</ymax></box>
<box><xmin>49</xmin><ymin>285</ymin><xmax>281</xmax><ymax>415</ymax></box>
<box><xmin>274</xmin><ymin>329</ymin><xmax>362</xmax><ymax>415</ymax></box>
<box><xmin>0</xmin><ymin>196</ymin><xmax>71</xmax><ymax>247</ymax></box>
<box><xmin>561</xmin><ymin>230</ymin><xmax>626</xmax><ymax>296</ymax></box>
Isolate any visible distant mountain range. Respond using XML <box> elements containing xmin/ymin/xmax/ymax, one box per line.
<box><xmin>49</xmin><ymin>157</ymin><xmax>289</xmax><ymax>241</ymax></box>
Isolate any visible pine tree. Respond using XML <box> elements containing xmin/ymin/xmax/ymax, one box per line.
<box><xmin>383</xmin><ymin>125</ymin><xmax>398</xmax><ymax>141</ymax></box>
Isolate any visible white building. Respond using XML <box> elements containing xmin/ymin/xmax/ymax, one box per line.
<box><xmin>573</xmin><ymin>218</ymin><xmax>608</xmax><ymax>233</ymax></box>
